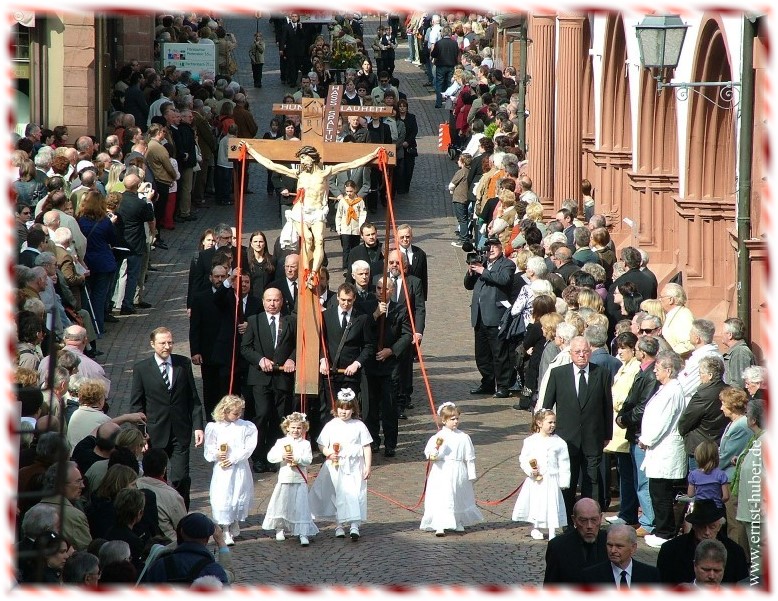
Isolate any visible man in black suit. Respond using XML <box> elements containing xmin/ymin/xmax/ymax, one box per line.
<box><xmin>347</xmin><ymin>223</ymin><xmax>384</xmax><ymax>282</ymax></box>
<box><xmin>189</xmin><ymin>265</ymin><xmax>228</xmax><ymax>420</ymax></box>
<box><xmin>212</xmin><ymin>272</ymin><xmax>262</xmax><ymax>405</ymax></box>
<box><xmin>556</xmin><ymin>207</ymin><xmax>576</xmax><ymax>250</ymax></box>
<box><xmin>316</xmin><ymin>267</ymin><xmax>337</xmax><ymax>309</ymax></box>
<box><xmin>116</xmin><ymin>174</ymin><xmax>155</xmax><ymax>313</ymax></box>
<box><xmin>240</xmin><ymin>287</ymin><xmax>297</xmax><ymax>473</ymax></box>
<box><xmin>581</xmin><ymin>524</ymin><xmax>660</xmax><ymax>586</ymax></box>
<box><xmin>18</xmin><ymin>227</ymin><xmax>48</xmax><ymax>268</ymax></box>
<box><xmin>270</xmin><ymin>253</ymin><xmax>299</xmax><ymax>315</ymax></box>
<box><xmin>187</xmin><ymin>223</ymin><xmax>241</xmax><ymax>311</ymax></box>
<box><xmin>365</xmin><ymin>277</ymin><xmax>412</xmax><ymax>457</ymax></box>
<box><xmin>543</xmin><ymin>336</ymin><xmax>614</xmax><ymax>521</ymax></box>
<box><xmin>319</xmin><ymin>282</ymin><xmax>376</xmax><ymax>414</ymax></box>
<box><xmin>395</xmin><ymin>224</ymin><xmax>428</xmax><ymax>300</ymax></box>
<box><xmin>464</xmin><ymin>237</ymin><xmax>514</xmax><ymax>398</ymax></box>
<box><xmin>130</xmin><ymin>327</ymin><xmax>204</xmax><ymax>509</ymax></box>
<box><xmin>606</xmin><ymin>247</ymin><xmax>658</xmax><ymax>327</ymax></box>
<box><xmin>375</xmin><ymin>249</ymin><xmax>426</xmax><ymax>418</ymax></box>
<box><xmin>551</xmin><ymin>246</ymin><xmax>581</xmax><ymax>286</ymax></box>
<box><xmin>544</xmin><ymin>498</ymin><xmax>608</xmax><ymax>584</ymax></box>
<box><xmin>280</xmin><ymin>12</ymin><xmax>307</xmax><ymax>87</ymax></box>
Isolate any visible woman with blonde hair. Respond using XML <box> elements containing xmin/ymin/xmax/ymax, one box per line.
<box><xmin>640</xmin><ymin>298</ymin><xmax>666</xmax><ymax>324</ymax></box>
<box><xmin>576</xmin><ymin>287</ymin><xmax>604</xmax><ymax>314</ymax></box>
<box><xmin>105</xmin><ymin>163</ymin><xmax>127</xmax><ymax>194</ymax></box>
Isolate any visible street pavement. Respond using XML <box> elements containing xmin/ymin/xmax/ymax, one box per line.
<box><xmin>101</xmin><ymin>14</ymin><xmax>659</xmax><ymax>587</ymax></box>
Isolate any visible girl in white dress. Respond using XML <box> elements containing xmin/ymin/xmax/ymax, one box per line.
<box><xmin>203</xmin><ymin>395</ymin><xmax>258</xmax><ymax>546</ymax></box>
<box><xmin>262</xmin><ymin>412</ymin><xmax>319</xmax><ymax>546</ymax></box>
<box><xmin>308</xmin><ymin>389</ymin><xmax>373</xmax><ymax>540</ymax></box>
<box><xmin>420</xmin><ymin>402</ymin><xmax>484</xmax><ymax>536</ymax></box>
<box><xmin>512</xmin><ymin>409</ymin><xmax>570</xmax><ymax>540</ymax></box>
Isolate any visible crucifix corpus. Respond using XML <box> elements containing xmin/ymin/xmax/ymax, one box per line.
<box><xmin>229</xmin><ymin>85</ymin><xmax>396</xmax><ymax>395</ymax></box>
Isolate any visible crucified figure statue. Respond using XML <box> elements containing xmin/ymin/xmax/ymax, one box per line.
<box><xmin>241</xmin><ymin>142</ymin><xmax>380</xmax><ymax>288</ymax></box>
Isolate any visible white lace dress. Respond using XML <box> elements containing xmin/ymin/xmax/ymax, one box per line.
<box><xmin>262</xmin><ymin>436</ymin><xmax>319</xmax><ymax>536</ymax></box>
<box><xmin>308</xmin><ymin>418</ymin><xmax>373</xmax><ymax>524</ymax></box>
<box><xmin>419</xmin><ymin>428</ymin><xmax>484</xmax><ymax>532</ymax></box>
<box><xmin>204</xmin><ymin>419</ymin><xmax>258</xmax><ymax>526</ymax></box>
<box><xmin>511</xmin><ymin>433</ymin><xmax>570</xmax><ymax>529</ymax></box>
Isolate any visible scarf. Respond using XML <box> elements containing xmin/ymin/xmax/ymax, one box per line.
<box><xmin>344</xmin><ymin>197</ymin><xmax>362</xmax><ymax>224</ymax></box>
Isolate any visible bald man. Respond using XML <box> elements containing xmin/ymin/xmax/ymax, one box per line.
<box><xmin>38</xmin><ymin>325</ymin><xmax>111</xmax><ymax>395</ymax></box>
<box><xmin>116</xmin><ymin>173</ymin><xmax>156</xmax><ymax>314</ymax></box>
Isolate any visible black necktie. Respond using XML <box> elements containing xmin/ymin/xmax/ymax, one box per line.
<box><xmin>392</xmin><ymin>275</ymin><xmax>400</xmax><ymax>301</ymax></box>
<box><xmin>269</xmin><ymin>316</ymin><xmax>277</xmax><ymax>348</ymax></box>
<box><xmin>292</xmin><ymin>281</ymin><xmax>298</xmax><ymax>302</ymax></box>
<box><xmin>160</xmin><ymin>361</ymin><xmax>171</xmax><ymax>390</ymax></box>
<box><xmin>578</xmin><ymin>368</ymin><xmax>588</xmax><ymax>404</ymax></box>
<box><xmin>620</xmin><ymin>570</ymin><xmax>629</xmax><ymax>588</ymax></box>
<box><xmin>341</xmin><ymin>311</ymin><xmax>348</xmax><ymax>330</ymax></box>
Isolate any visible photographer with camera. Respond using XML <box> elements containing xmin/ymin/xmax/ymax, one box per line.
<box><xmin>463</xmin><ymin>237</ymin><xmax>515</xmax><ymax>398</ymax></box>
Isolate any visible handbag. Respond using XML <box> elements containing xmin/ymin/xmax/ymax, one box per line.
<box><xmin>406</xmin><ymin>146</ymin><xmax>418</xmax><ymax>157</ymax></box>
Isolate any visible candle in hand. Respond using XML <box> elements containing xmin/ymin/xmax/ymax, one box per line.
<box><xmin>284</xmin><ymin>443</ymin><xmax>296</xmax><ymax>466</ymax></box>
<box><xmin>332</xmin><ymin>443</ymin><xmax>341</xmax><ymax>468</ymax></box>
<box><xmin>219</xmin><ymin>443</ymin><xmax>229</xmax><ymax>468</ymax></box>
<box><xmin>529</xmin><ymin>458</ymin><xmax>543</xmax><ymax>481</ymax></box>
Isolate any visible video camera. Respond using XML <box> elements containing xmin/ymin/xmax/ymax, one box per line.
<box><xmin>461</xmin><ymin>240</ymin><xmax>486</xmax><ymax>265</ymax></box>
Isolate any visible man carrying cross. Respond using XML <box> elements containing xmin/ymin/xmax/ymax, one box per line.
<box><xmin>241</xmin><ymin>142</ymin><xmax>380</xmax><ymax>289</ymax></box>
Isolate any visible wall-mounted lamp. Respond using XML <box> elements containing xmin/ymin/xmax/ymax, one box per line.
<box><xmin>635</xmin><ymin>14</ymin><xmax>740</xmax><ymax>106</ymax></box>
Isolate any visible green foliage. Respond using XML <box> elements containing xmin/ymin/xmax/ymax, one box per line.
<box><xmin>484</xmin><ymin>122</ymin><xmax>499</xmax><ymax>139</ymax></box>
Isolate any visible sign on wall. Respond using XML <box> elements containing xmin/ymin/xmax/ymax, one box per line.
<box><xmin>162</xmin><ymin>43</ymin><xmax>216</xmax><ymax>81</ymax></box>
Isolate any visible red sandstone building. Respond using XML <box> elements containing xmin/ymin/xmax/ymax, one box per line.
<box><xmin>12</xmin><ymin>10</ymin><xmax>770</xmax><ymax>359</ymax></box>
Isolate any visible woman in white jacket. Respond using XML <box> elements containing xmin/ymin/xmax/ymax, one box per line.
<box><xmin>638</xmin><ymin>350</ymin><xmax>687</xmax><ymax>548</ymax></box>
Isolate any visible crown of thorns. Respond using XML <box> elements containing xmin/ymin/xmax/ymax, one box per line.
<box><xmin>296</xmin><ymin>145</ymin><xmax>321</xmax><ymax>163</ymax></box>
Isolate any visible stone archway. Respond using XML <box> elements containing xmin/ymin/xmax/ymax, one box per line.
<box><xmin>676</xmin><ymin>16</ymin><xmax>737</xmax><ymax>318</ymax></box>
<box><xmin>591</xmin><ymin>14</ymin><xmax>633</xmax><ymax>238</ymax></box>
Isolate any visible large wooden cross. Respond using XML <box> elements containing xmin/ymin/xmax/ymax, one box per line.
<box><xmin>228</xmin><ymin>86</ymin><xmax>396</xmax><ymax>395</ymax></box>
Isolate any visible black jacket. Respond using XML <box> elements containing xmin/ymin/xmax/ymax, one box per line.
<box><xmin>616</xmin><ymin>361</ymin><xmax>659</xmax><ymax>443</ymax></box>
<box><xmin>677</xmin><ymin>379</ymin><xmax>729</xmax><ymax>455</ymax></box>
<box><xmin>544</xmin><ymin>528</ymin><xmax>608</xmax><ymax>584</ymax></box>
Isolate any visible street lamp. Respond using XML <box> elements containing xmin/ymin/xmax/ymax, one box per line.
<box><xmin>634</xmin><ymin>14</ymin><xmax>740</xmax><ymax>102</ymax></box>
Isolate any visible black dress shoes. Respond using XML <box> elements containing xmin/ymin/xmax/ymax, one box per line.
<box><xmin>384</xmin><ymin>449</ymin><xmax>396</xmax><ymax>458</ymax></box>
<box><xmin>469</xmin><ymin>386</ymin><xmax>495</xmax><ymax>395</ymax></box>
<box><xmin>119</xmin><ymin>306</ymin><xmax>136</xmax><ymax>315</ymax></box>
<box><xmin>493</xmin><ymin>390</ymin><xmax>511</xmax><ymax>398</ymax></box>
<box><xmin>397</xmin><ymin>412</ymin><xmax>408</xmax><ymax>420</ymax></box>
<box><xmin>104</xmin><ymin>314</ymin><xmax>119</xmax><ymax>323</ymax></box>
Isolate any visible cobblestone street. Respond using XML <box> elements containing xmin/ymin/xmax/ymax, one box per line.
<box><xmin>99</xmin><ymin>14</ymin><xmax>659</xmax><ymax>587</ymax></box>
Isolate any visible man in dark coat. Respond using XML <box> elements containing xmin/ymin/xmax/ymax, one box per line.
<box><xmin>543</xmin><ymin>336</ymin><xmax>614</xmax><ymax>522</ymax></box>
<box><xmin>544</xmin><ymin>498</ymin><xmax>608</xmax><ymax>584</ymax></box>
<box><xmin>189</xmin><ymin>265</ymin><xmax>228</xmax><ymax>419</ymax></box>
<box><xmin>347</xmin><ymin>222</ymin><xmax>384</xmax><ymax>281</ymax></box>
<box><xmin>130</xmin><ymin>327</ymin><xmax>204</xmax><ymax>509</ymax></box>
<box><xmin>364</xmin><ymin>277</ymin><xmax>412</xmax><ymax>457</ymax></box>
<box><xmin>656</xmin><ymin>500</ymin><xmax>749</xmax><ymax>585</ymax></box>
<box><xmin>240</xmin><ymin>287</ymin><xmax>296</xmax><ymax>473</ymax></box>
<box><xmin>464</xmin><ymin>237</ymin><xmax>514</xmax><ymax>397</ymax></box>
<box><xmin>606</xmin><ymin>246</ymin><xmax>658</xmax><ymax>326</ymax></box>
<box><xmin>581</xmin><ymin>524</ymin><xmax>660</xmax><ymax>586</ymax></box>
<box><xmin>280</xmin><ymin>13</ymin><xmax>307</xmax><ymax>87</ymax></box>
<box><xmin>116</xmin><ymin>174</ymin><xmax>155</xmax><ymax>314</ymax></box>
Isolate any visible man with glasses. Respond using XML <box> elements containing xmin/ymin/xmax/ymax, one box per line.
<box><xmin>658</xmin><ymin>283</ymin><xmax>695</xmax><ymax>357</ymax></box>
<box><xmin>543</xmin><ymin>336</ymin><xmax>614</xmax><ymax>522</ymax></box>
<box><xmin>130</xmin><ymin>327</ymin><xmax>204</xmax><ymax>510</ymax></box>
<box><xmin>544</xmin><ymin>498</ymin><xmax>608</xmax><ymax>584</ymax></box>
<box><xmin>370</xmin><ymin>71</ymin><xmax>399</xmax><ymax>106</ymax></box>
<box><xmin>638</xmin><ymin>314</ymin><xmax>672</xmax><ymax>353</ymax></box>
<box><xmin>16</xmin><ymin>203</ymin><xmax>33</xmax><ymax>251</ymax></box>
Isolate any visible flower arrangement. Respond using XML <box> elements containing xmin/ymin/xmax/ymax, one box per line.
<box><xmin>331</xmin><ymin>39</ymin><xmax>362</xmax><ymax>70</ymax></box>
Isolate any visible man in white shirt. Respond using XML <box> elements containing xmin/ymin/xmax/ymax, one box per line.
<box><xmin>581</xmin><ymin>524</ymin><xmax>660</xmax><ymax>585</ymax></box>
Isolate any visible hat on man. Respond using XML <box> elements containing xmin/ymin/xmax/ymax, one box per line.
<box><xmin>685</xmin><ymin>499</ymin><xmax>725</xmax><ymax>525</ymax></box>
<box><xmin>483</xmin><ymin>237</ymin><xmax>502</xmax><ymax>247</ymax></box>
<box><xmin>178</xmin><ymin>512</ymin><xmax>216</xmax><ymax>540</ymax></box>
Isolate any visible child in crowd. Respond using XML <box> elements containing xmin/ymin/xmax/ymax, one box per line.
<box><xmin>262</xmin><ymin>412</ymin><xmax>318</xmax><ymax>546</ymax></box>
<box><xmin>309</xmin><ymin>389</ymin><xmax>373</xmax><ymax>541</ymax></box>
<box><xmin>335</xmin><ymin>180</ymin><xmax>367</xmax><ymax>269</ymax></box>
<box><xmin>203</xmin><ymin>395</ymin><xmax>258</xmax><ymax>546</ymax></box>
<box><xmin>449</xmin><ymin>153</ymin><xmax>473</xmax><ymax>247</ymax></box>
<box><xmin>420</xmin><ymin>402</ymin><xmax>484</xmax><ymax>536</ymax></box>
<box><xmin>688</xmin><ymin>440</ymin><xmax>730</xmax><ymax>509</ymax></box>
<box><xmin>512</xmin><ymin>409</ymin><xmax>570</xmax><ymax>540</ymax></box>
